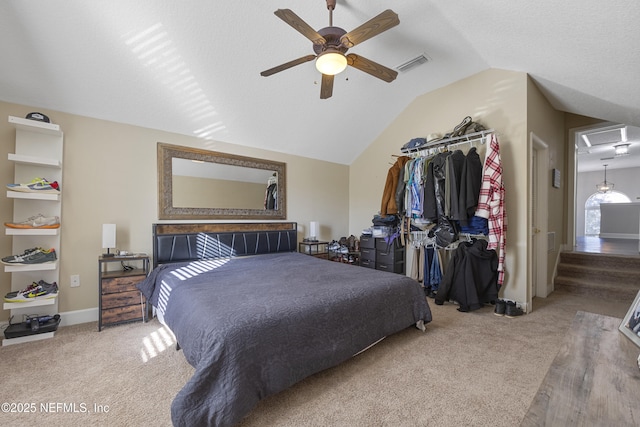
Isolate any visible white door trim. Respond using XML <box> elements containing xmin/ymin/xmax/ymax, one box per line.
<box><xmin>530</xmin><ymin>132</ymin><xmax>550</xmax><ymax>299</ymax></box>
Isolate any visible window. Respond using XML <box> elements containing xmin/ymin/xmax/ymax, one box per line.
<box><xmin>584</xmin><ymin>191</ymin><xmax>631</xmax><ymax>235</ymax></box>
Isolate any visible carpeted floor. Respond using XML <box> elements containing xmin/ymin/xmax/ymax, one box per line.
<box><xmin>0</xmin><ymin>290</ymin><xmax>632</xmax><ymax>427</ymax></box>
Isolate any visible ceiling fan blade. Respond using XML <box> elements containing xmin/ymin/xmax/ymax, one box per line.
<box><xmin>320</xmin><ymin>74</ymin><xmax>334</xmax><ymax>99</ymax></box>
<box><xmin>347</xmin><ymin>54</ymin><xmax>397</xmax><ymax>82</ymax></box>
<box><xmin>274</xmin><ymin>9</ymin><xmax>327</xmax><ymax>45</ymax></box>
<box><xmin>340</xmin><ymin>9</ymin><xmax>399</xmax><ymax>48</ymax></box>
<box><xmin>260</xmin><ymin>55</ymin><xmax>316</xmax><ymax>77</ymax></box>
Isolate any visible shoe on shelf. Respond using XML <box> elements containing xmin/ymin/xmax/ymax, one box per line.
<box><xmin>4</xmin><ymin>280</ymin><xmax>59</xmax><ymax>303</ymax></box>
<box><xmin>4</xmin><ymin>214</ymin><xmax>60</xmax><ymax>229</ymax></box>
<box><xmin>494</xmin><ymin>299</ymin><xmax>506</xmax><ymax>316</ymax></box>
<box><xmin>505</xmin><ymin>300</ymin><xmax>524</xmax><ymax>318</ymax></box>
<box><xmin>1</xmin><ymin>247</ymin><xmax>57</xmax><ymax>265</ymax></box>
<box><xmin>451</xmin><ymin>116</ymin><xmax>473</xmax><ymax>137</ymax></box>
<box><xmin>6</xmin><ymin>177</ymin><xmax>60</xmax><ymax>194</ymax></box>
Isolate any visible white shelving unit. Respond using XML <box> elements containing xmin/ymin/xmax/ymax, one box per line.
<box><xmin>3</xmin><ymin>115</ymin><xmax>63</xmax><ymax>346</ymax></box>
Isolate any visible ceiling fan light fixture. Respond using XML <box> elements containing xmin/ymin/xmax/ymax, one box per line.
<box><xmin>315</xmin><ymin>50</ymin><xmax>347</xmax><ymax>75</ymax></box>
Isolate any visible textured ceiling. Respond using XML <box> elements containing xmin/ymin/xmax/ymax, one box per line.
<box><xmin>1</xmin><ymin>0</ymin><xmax>639</xmax><ymax>165</ymax></box>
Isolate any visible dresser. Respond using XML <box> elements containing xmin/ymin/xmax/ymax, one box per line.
<box><xmin>360</xmin><ymin>235</ymin><xmax>405</xmax><ymax>274</ymax></box>
<box><xmin>98</xmin><ymin>255</ymin><xmax>149</xmax><ymax>331</ymax></box>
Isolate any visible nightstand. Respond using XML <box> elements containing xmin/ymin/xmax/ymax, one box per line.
<box><xmin>98</xmin><ymin>254</ymin><xmax>149</xmax><ymax>331</ymax></box>
<box><xmin>298</xmin><ymin>241</ymin><xmax>329</xmax><ymax>259</ymax></box>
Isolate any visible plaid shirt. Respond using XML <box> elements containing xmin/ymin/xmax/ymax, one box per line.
<box><xmin>475</xmin><ymin>134</ymin><xmax>507</xmax><ymax>286</ymax></box>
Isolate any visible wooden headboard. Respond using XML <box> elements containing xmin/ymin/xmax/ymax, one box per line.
<box><xmin>152</xmin><ymin>222</ymin><xmax>298</xmax><ymax>268</ymax></box>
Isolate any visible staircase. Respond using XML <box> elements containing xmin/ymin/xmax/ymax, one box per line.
<box><xmin>555</xmin><ymin>251</ymin><xmax>640</xmax><ymax>301</ymax></box>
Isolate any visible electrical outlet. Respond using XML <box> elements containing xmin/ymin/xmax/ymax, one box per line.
<box><xmin>70</xmin><ymin>274</ymin><xmax>80</xmax><ymax>287</ymax></box>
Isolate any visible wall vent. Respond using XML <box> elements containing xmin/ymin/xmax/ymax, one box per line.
<box><xmin>395</xmin><ymin>53</ymin><xmax>430</xmax><ymax>72</ymax></box>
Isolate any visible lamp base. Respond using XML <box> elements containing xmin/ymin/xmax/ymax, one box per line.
<box><xmin>102</xmin><ymin>253</ymin><xmax>115</xmax><ymax>258</ymax></box>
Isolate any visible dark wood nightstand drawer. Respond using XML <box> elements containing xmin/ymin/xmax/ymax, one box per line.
<box><xmin>101</xmin><ymin>290</ymin><xmax>144</xmax><ymax>309</ymax></box>
<box><xmin>101</xmin><ymin>304</ymin><xmax>145</xmax><ymax>325</ymax></box>
<box><xmin>101</xmin><ymin>275</ymin><xmax>146</xmax><ymax>294</ymax></box>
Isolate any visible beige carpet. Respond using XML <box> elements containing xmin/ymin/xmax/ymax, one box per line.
<box><xmin>0</xmin><ymin>290</ymin><xmax>631</xmax><ymax>427</ymax></box>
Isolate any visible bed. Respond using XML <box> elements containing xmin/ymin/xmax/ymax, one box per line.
<box><xmin>138</xmin><ymin>222</ymin><xmax>432</xmax><ymax>427</ymax></box>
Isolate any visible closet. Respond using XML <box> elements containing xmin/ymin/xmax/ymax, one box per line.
<box><xmin>393</xmin><ymin>128</ymin><xmax>506</xmax><ymax>312</ymax></box>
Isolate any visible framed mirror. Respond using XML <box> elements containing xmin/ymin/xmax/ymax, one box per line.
<box><xmin>158</xmin><ymin>142</ymin><xmax>286</xmax><ymax>220</ymax></box>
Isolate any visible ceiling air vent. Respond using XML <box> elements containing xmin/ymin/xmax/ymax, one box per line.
<box><xmin>395</xmin><ymin>53</ymin><xmax>430</xmax><ymax>72</ymax></box>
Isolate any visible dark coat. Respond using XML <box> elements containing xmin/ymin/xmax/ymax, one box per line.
<box><xmin>434</xmin><ymin>239</ymin><xmax>498</xmax><ymax>311</ymax></box>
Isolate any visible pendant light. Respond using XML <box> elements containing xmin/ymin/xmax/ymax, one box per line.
<box><xmin>596</xmin><ymin>164</ymin><xmax>614</xmax><ymax>193</ymax></box>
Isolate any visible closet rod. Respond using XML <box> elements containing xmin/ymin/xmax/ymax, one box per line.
<box><xmin>402</xmin><ymin>128</ymin><xmax>495</xmax><ymax>154</ymax></box>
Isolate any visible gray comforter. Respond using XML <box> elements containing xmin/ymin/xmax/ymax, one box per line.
<box><xmin>138</xmin><ymin>252</ymin><xmax>432</xmax><ymax>427</ymax></box>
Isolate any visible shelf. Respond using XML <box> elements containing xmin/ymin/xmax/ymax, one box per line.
<box><xmin>4</xmin><ymin>260</ymin><xmax>58</xmax><ymax>273</ymax></box>
<box><xmin>2</xmin><ymin>331</ymin><xmax>56</xmax><ymax>347</ymax></box>
<box><xmin>5</xmin><ymin>228</ymin><xmax>60</xmax><ymax>236</ymax></box>
<box><xmin>8</xmin><ymin>153</ymin><xmax>61</xmax><ymax>168</ymax></box>
<box><xmin>9</xmin><ymin>115</ymin><xmax>62</xmax><ymax>136</ymax></box>
<box><xmin>7</xmin><ymin>190</ymin><xmax>60</xmax><ymax>201</ymax></box>
<box><xmin>3</xmin><ymin>295</ymin><xmax>57</xmax><ymax>310</ymax></box>
<box><xmin>401</xmin><ymin>128</ymin><xmax>495</xmax><ymax>154</ymax></box>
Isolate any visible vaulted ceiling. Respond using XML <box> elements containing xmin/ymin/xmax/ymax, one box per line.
<box><xmin>1</xmin><ymin>1</ymin><xmax>639</xmax><ymax>165</ymax></box>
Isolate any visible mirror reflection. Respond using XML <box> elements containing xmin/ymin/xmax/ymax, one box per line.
<box><xmin>172</xmin><ymin>159</ymin><xmax>277</xmax><ymax>210</ymax></box>
<box><xmin>158</xmin><ymin>143</ymin><xmax>286</xmax><ymax>220</ymax></box>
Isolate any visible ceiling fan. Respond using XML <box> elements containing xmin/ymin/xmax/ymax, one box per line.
<box><xmin>260</xmin><ymin>0</ymin><xmax>399</xmax><ymax>99</ymax></box>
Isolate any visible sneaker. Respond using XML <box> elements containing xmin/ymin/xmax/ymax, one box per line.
<box><xmin>6</xmin><ymin>178</ymin><xmax>60</xmax><ymax>194</ymax></box>
<box><xmin>4</xmin><ymin>214</ymin><xmax>60</xmax><ymax>229</ymax></box>
<box><xmin>494</xmin><ymin>299</ymin><xmax>506</xmax><ymax>316</ymax></box>
<box><xmin>1</xmin><ymin>247</ymin><xmax>57</xmax><ymax>265</ymax></box>
<box><xmin>505</xmin><ymin>301</ymin><xmax>524</xmax><ymax>318</ymax></box>
<box><xmin>4</xmin><ymin>280</ymin><xmax>58</xmax><ymax>302</ymax></box>
<box><xmin>452</xmin><ymin>116</ymin><xmax>473</xmax><ymax>137</ymax></box>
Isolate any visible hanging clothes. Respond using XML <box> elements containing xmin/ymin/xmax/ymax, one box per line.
<box><xmin>264</xmin><ymin>174</ymin><xmax>277</xmax><ymax>210</ymax></box>
<box><xmin>445</xmin><ymin>150</ymin><xmax>465</xmax><ymax>218</ymax></box>
<box><xmin>429</xmin><ymin>247</ymin><xmax>442</xmax><ymax>290</ymax></box>
<box><xmin>456</xmin><ymin>146</ymin><xmax>483</xmax><ymax>226</ymax></box>
<box><xmin>475</xmin><ymin>134</ymin><xmax>507</xmax><ymax>287</ymax></box>
<box><xmin>381</xmin><ymin>156</ymin><xmax>410</xmax><ymax>216</ymax></box>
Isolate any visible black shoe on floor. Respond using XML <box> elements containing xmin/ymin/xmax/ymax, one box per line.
<box><xmin>494</xmin><ymin>299</ymin><xmax>506</xmax><ymax>316</ymax></box>
<box><xmin>505</xmin><ymin>301</ymin><xmax>524</xmax><ymax>318</ymax></box>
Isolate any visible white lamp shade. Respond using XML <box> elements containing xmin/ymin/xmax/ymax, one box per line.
<box><xmin>102</xmin><ymin>224</ymin><xmax>116</xmax><ymax>249</ymax></box>
<box><xmin>309</xmin><ymin>221</ymin><xmax>319</xmax><ymax>238</ymax></box>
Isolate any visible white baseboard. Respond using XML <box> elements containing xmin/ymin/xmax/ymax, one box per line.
<box><xmin>58</xmin><ymin>307</ymin><xmax>98</xmax><ymax>327</ymax></box>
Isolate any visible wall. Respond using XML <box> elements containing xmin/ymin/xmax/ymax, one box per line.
<box><xmin>349</xmin><ymin>68</ymin><xmax>530</xmax><ymax>305</ymax></box>
<box><xmin>0</xmin><ymin>101</ymin><xmax>350</xmax><ymax>322</ymax></box>
<box><xmin>526</xmin><ymin>78</ymin><xmax>566</xmax><ymax>297</ymax></box>
<box><xmin>575</xmin><ymin>166</ymin><xmax>640</xmax><ymax>236</ymax></box>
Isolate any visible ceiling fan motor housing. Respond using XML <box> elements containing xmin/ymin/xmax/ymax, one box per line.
<box><xmin>314</xmin><ymin>27</ymin><xmax>348</xmax><ymax>55</ymax></box>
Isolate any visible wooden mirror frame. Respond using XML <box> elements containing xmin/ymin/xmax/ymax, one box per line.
<box><xmin>158</xmin><ymin>142</ymin><xmax>286</xmax><ymax>220</ymax></box>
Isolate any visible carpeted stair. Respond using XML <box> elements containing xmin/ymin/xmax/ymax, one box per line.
<box><xmin>555</xmin><ymin>251</ymin><xmax>640</xmax><ymax>301</ymax></box>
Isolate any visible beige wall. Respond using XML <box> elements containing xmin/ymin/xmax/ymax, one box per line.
<box><xmin>349</xmin><ymin>68</ymin><xmax>531</xmax><ymax>305</ymax></box>
<box><xmin>0</xmin><ymin>101</ymin><xmax>349</xmax><ymax>321</ymax></box>
<box><xmin>526</xmin><ymin>77</ymin><xmax>566</xmax><ymax>298</ymax></box>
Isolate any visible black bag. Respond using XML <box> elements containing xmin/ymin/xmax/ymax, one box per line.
<box><xmin>433</xmin><ymin>217</ymin><xmax>460</xmax><ymax>247</ymax></box>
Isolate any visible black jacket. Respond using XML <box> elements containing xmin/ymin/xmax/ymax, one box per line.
<box><xmin>434</xmin><ymin>239</ymin><xmax>498</xmax><ymax>311</ymax></box>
